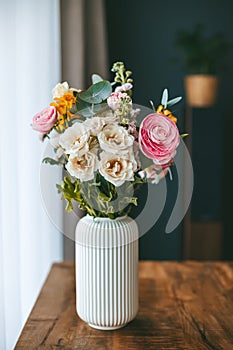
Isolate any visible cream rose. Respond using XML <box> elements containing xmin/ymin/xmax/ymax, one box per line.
<box><xmin>98</xmin><ymin>124</ymin><xmax>134</xmax><ymax>154</ymax></box>
<box><xmin>52</xmin><ymin>81</ymin><xmax>70</xmax><ymax>98</ymax></box>
<box><xmin>99</xmin><ymin>151</ymin><xmax>137</xmax><ymax>187</ymax></box>
<box><xmin>59</xmin><ymin>123</ymin><xmax>90</xmax><ymax>156</ymax></box>
<box><xmin>83</xmin><ymin>117</ymin><xmax>105</xmax><ymax>136</ymax></box>
<box><xmin>66</xmin><ymin>151</ymin><xmax>98</xmax><ymax>181</ymax></box>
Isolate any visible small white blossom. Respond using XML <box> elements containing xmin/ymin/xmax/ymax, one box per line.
<box><xmin>115</xmin><ymin>83</ymin><xmax>133</xmax><ymax>93</ymax></box>
<box><xmin>52</xmin><ymin>82</ymin><xmax>70</xmax><ymax>98</ymax></box>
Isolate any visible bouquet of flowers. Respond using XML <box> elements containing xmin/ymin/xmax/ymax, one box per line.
<box><xmin>32</xmin><ymin>62</ymin><xmax>184</xmax><ymax>219</ymax></box>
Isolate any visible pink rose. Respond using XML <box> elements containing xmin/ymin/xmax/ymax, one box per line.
<box><xmin>115</xmin><ymin>83</ymin><xmax>133</xmax><ymax>93</ymax></box>
<box><xmin>32</xmin><ymin>106</ymin><xmax>57</xmax><ymax>134</ymax></box>
<box><xmin>107</xmin><ymin>92</ymin><xmax>129</xmax><ymax>110</ymax></box>
<box><xmin>138</xmin><ymin>113</ymin><xmax>180</xmax><ymax>165</ymax></box>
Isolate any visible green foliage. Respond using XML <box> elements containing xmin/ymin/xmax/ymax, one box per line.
<box><xmin>91</xmin><ymin>74</ymin><xmax>104</xmax><ymax>84</ymax></box>
<box><xmin>43</xmin><ymin>157</ymin><xmax>64</xmax><ymax>166</ymax></box>
<box><xmin>56</xmin><ymin>173</ymin><xmax>145</xmax><ymax>219</ymax></box>
<box><xmin>150</xmin><ymin>89</ymin><xmax>182</xmax><ymax>112</ymax></box>
<box><xmin>167</xmin><ymin>97</ymin><xmax>182</xmax><ymax>108</ymax></box>
<box><xmin>78</xmin><ymin>81</ymin><xmax>112</xmax><ymax>104</ymax></box>
<box><xmin>175</xmin><ymin>25</ymin><xmax>232</xmax><ymax>74</ymax></box>
<box><xmin>161</xmin><ymin>89</ymin><xmax>168</xmax><ymax>108</ymax></box>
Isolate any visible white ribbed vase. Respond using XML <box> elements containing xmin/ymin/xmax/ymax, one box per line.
<box><xmin>75</xmin><ymin>215</ymin><xmax>139</xmax><ymax>330</ymax></box>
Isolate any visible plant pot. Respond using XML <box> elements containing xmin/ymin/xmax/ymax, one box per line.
<box><xmin>184</xmin><ymin>74</ymin><xmax>218</xmax><ymax>107</ymax></box>
<box><xmin>75</xmin><ymin>215</ymin><xmax>139</xmax><ymax>330</ymax></box>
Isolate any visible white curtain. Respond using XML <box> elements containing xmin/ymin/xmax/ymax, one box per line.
<box><xmin>0</xmin><ymin>1</ymin><xmax>62</xmax><ymax>349</ymax></box>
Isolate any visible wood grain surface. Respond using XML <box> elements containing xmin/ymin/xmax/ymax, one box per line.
<box><xmin>15</xmin><ymin>261</ymin><xmax>233</xmax><ymax>350</ymax></box>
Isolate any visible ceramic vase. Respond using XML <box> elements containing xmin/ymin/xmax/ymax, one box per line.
<box><xmin>75</xmin><ymin>215</ymin><xmax>138</xmax><ymax>330</ymax></box>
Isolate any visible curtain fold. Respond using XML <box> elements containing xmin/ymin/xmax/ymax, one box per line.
<box><xmin>60</xmin><ymin>0</ymin><xmax>109</xmax><ymax>259</ymax></box>
<box><xmin>0</xmin><ymin>1</ymin><xmax>62</xmax><ymax>349</ymax></box>
<box><xmin>61</xmin><ymin>0</ymin><xmax>108</xmax><ymax>88</ymax></box>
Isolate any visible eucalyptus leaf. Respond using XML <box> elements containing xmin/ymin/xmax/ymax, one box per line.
<box><xmin>167</xmin><ymin>96</ymin><xmax>182</xmax><ymax>107</ymax></box>
<box><xmin>79</xmin><ymin>104</ymin><xmax>102</xmax><ymax>118</ymax></box>
<box><xmin>161</xmin><ymin>89</ymin><xmax>168</xmax><ymax>108</ymax></box>
<box><xmin>75</xmin><ymin>98</ymin><xmax>91</xmax><ymax>112</ymax></box>
<box><xmin>79</xmin><ymin>81</ymin><xmax>112</xmax><ymax>104</ymax></box>
<box><xmin>91</xmin><ymin>74</ymin><xmax>104</xmax><ymax>84</ymax></box>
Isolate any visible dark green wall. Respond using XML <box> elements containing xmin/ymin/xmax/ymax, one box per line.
<box><xmin>105</xmin><ymin>0</ymin><xmax>233</xmax><ymax>259</ymax></box>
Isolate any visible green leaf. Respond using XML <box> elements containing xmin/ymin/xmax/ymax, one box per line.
<box><xmin>78</xmin><ymin>81</ymin><xmax>112</xmax><ymax>104</ymax></box>
<box><xmin>123</xmin><ymin>197</ymin><xmax>138</xmax><ymax>206</ymax></box>
<box><xmin>161</xmin><ymin>89</ymin><xmax>168</xmax><ymax>108</ymax></box>
<box><xmin>149</xmin><ymin>100</ymin><xmax>156</xmax><ymax>112</ymax></box>
<box><xmin>167</xmin><ymin>96</ymin><xmax>182</xmax><ymax>107</ymax></box>
<box><xmin>43</xmin><ymin>157</ymin><xmax>62</xmax><ymax>166</ymax></box>
<box><xmin>79</xmin><ymin>104</ymin><xmax>102</xmax><ymax>118</ymax></box>
<box><xmin>98</xmin><ymin>191</ymin><xmax>113</xmax><ymax>202</ymax></box>
<box><xmin>180</xmin><ymin>133</ymin><xmax>189</xmax><ymax>138</ymax></box>
<box><xmin>91</xmin><ymin>74</ymin><xmax>104</xmax><ymax>84</ymax></box>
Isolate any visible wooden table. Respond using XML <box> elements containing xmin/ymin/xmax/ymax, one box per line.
<box><xmin>15</xmin><ymin>261</ymin><xmax>233</xmax><ymax>350</ymax></box>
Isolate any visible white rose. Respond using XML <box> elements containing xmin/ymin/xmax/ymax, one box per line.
<box><xmin>52</xmin><ymin>82</ymin><xmax>70</xmax><ymax>98</ymax></box>
<box><xmin>66</xmin><ymin>151</ymin><xmax>99</xmax><ymax>181</ymax></box>
<box><xmin>59</xmin><ymin>123</ymin><xmax>90</xmax><ymax>156</ymax></box>
<box><xmin>83</xmin><ymin>117</ymin><xmax>105</xmax><ymax>136</ymax></box>
<box><xmin>99</xmin><ymin>110</ymin><xmax>119</xmax><ymax>125</ymax></box>
<box><xmin>99</xmin><ymin>151</ymin><xmax>137</xmax><ymax>187</ymax></box>
<box><xmin>98</xmin><ymin>124</ymin><xmax>134</xmax><ymax>154</ymax></box>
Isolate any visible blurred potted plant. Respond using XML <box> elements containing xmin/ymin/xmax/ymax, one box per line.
<box><xmin>176</xmin><ymin>25</ymin><xmax>232</xmax><ymax>107</ymax></box>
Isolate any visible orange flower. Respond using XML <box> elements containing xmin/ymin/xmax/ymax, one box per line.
<box><xmin>62</xmin><ymin>92</ymin><xmax>76</xmax><ymax>109</ymax></box>
<box><xmin>50</xmin><ymin>92</ymin><xmax>76</xmax><ymax>115</ymax></box>
<box><xmin>156</xmin><ymin>104</ymin><xmax>177</xmax><ymax>123</ymax></box>
<box><xmin>50</xmin><ymin>100</ymin><xmax>67</xmax><ymax>115</ymax></box>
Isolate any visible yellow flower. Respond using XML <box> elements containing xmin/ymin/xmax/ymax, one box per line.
<box><xmin>50</xmin><ymin>101</ymin><xmax>66</xmax><ymax>115</ymax></box>
<box><xmin>50</xmin><ymin>92</ymin><xmax>76</xmax><ymax>115</ymax></box>
<box><xmin>156</xmin><ymin>104</ymin><xmax>177</xmax><ymax>123</ymax></box>
<box><xmin>62</xmin><ymin>92</ymin><xmax>76</xmax><ymax>109</ymax></box>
